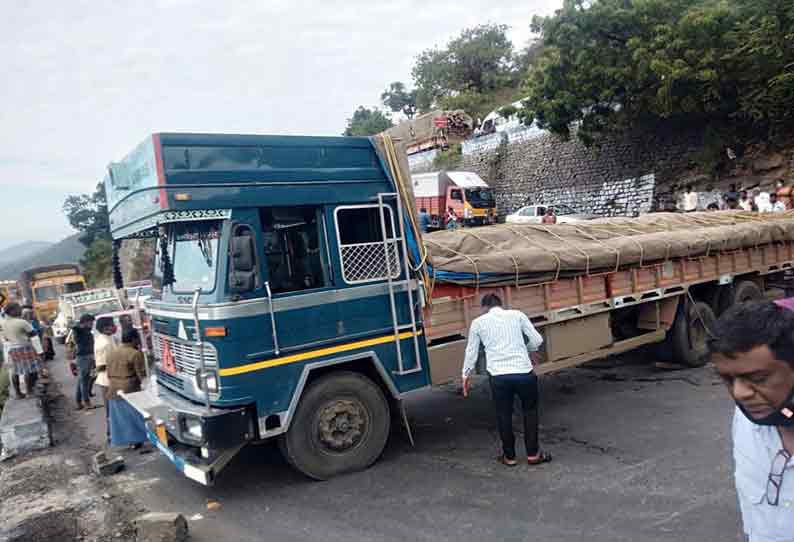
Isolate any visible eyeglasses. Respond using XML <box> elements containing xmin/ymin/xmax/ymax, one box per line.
<box><xmin>762</xmin><ymin>449</ymin><xmax>792</xmax><ymax>506</ymax></box>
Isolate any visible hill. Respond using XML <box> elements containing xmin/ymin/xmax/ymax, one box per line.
<box><xmin>0</xmin><ymin>234</ymin><xmax>86</xmax><ymax>279</ymax></box>
<box><xmin>0</xmin><ymin>241</ymin><xmax>52</xmax><ymax>268</ymax></box>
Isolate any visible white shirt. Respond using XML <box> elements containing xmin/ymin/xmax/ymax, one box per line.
<box><xmin>462</xmin><ymin>307</ymin><xmax>543</xmax><ymax>378</ymax></box>
<box><xmin>682</xmin><ymin>191</ymin><xmax>698</xmax><ymax>211</ymax></box>
<box><xmin>94</xmin><ymin>332</ymin><xmax>115</xmax><ymax>387</ymax></box>
<box><xmin>739</xmin><ymin>199</ymin><xmax>754</xmax><ymax>212</ymax></box>
<box><xmin>732</xmin><ymin>408</ymin><xmax>794</xmax><ymax>542</ymax></box>
<box><xmin>768</xmin><ymin>201</ymin><xmax>787</xmax><ymax>213</ymax></box>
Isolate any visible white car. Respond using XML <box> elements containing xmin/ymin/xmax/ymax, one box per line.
<box><xmin>505</xmin><ymin>204</ymin><xmax>598</xmax><ymax>225</ymax></box>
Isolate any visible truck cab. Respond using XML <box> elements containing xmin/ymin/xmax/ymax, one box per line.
<box><xmin>108</xmin><ymin>133</ymin><xmax>430</xmax><ymax>483</ymax></box>
<box><xmin>20</xmin><ymin>265</ymin><xmax>86</xmax><ymax>320</ymax></box>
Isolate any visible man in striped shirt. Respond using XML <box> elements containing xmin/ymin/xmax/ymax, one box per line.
<box><xmin>462</xmin><ymin>293</ymin><xmax>552</xmax><ymax>467</ymax></box>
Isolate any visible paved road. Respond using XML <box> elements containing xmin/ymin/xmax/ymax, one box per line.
<box><xmin>57</xmin><ymin>349</ymin><xmax>742</xmax><ymax>542</ymax></box>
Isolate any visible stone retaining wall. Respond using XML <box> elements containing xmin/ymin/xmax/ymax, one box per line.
<box><xmin>458</xmin><ymin>126</ymin><xmax>704</xmax><ymax>217</ymax></box>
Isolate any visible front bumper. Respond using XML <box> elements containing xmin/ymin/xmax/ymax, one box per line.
<box><xmin>121</xmin><ymin>384</ymin><xmax>253</xmax><ymax>485</ymax></box>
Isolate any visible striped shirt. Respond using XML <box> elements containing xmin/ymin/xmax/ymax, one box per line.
<box><xmin>462</xmin><ymin>307</ymin><xmax>543</xmax><ymax>378</ymax></box>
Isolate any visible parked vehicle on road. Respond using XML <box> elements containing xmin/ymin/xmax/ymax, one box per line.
<box><xmin>19</xmin><ymin>265</ymin><xmax>86</xmax><ymax>320</ymax></box>
<box><xmin>0</xmin><ymin>280</ymin><xmax>20</xmax><ymax>310</ymax></box>
<box><xmin>53</xmin><ymin>288</ymin><xmax>123</xmax><ymax>344</ymax></box>
<box><xmin>412</xmin><ymin>171</ymin><xmax>497</xmax><ymax>229</ymax></box>
<box><xmin>505</xmin><ymin>203</ymin><xmax>598</xmax><ymax>225</ymax></box>
<box><xmin>106</xmin><ymin>133</ymin><xmax>794</xmax><ymax>486</ymax></box>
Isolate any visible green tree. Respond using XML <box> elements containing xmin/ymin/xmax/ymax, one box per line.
<box><xmin>343</xmin><ymin>106</ymin><xmax>394</xmax><ymax>136</ymax></box>
<box><xmin>522</xmin><ymin>0</ymin><xmax>794</xmax><ymax>145</ymax></box>
<box><xmin>412</xmin><ymin>24</ymin><xmax>515</xmax><ymax>112</ymax></box>
<box><xmin>63</xmin><ymin>181</ymin><xmax>113</xmax><ymax>286</ymax></box>
<box><xmin>79</xmin><ymin>237</ymin><xmax>113</xmax><ymax>287</ymax></box>
<box><xmin>62</xmin><ymin>181</ymin><xmax>110</xmax><ymax>247</ymax></box>
<box><xmin>381</xmin><ymin>82</ymin><xmax>418</xmax><ymax>119</ymax></box>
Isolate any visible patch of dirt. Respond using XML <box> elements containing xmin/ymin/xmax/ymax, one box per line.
<box><xmin>0</xmin><ymin>377</ymin><xmax>140</xmax><ymax>542</ymax></box>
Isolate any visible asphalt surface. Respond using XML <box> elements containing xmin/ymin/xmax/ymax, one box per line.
<box><xmin>57</xmin><ymin>348</ymin><xmax>743</xmax><ymax>542</ymax></box>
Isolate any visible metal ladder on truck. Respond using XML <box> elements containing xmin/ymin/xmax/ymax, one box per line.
<box><xmin>377</xmin><ymin>192</ymin><xmax>423</xmax><ymax>377</ymax></box>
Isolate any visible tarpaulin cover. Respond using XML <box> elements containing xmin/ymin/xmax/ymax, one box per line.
<box><xmin>424</xmin><ymin>211</ymin><xmax>794</xmax><ymax>287</ymax></box>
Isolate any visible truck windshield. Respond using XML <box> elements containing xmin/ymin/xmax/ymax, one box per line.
<box><xmin>34</xmin><ymin>286</ymin><xmax>59</xmax><ymax>301</ymax></box>
<box><xmin>64</xmin><ymin>282</ymin><xmax>85</xmax><ymax>294</ymax></box>
<box><xmin>465</xmin><ymin>188</ymin><xmax>495</xmax><ymax>209</ymax></box>
<box><xmin>170</xmin><ymin>221</ymin><xmax>222</xmax><ymax>293</ymax></box>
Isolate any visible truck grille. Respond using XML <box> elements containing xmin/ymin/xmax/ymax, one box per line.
<box><xmin>156</xmin><ymin>368</ymin><xmax>184</xmax><ymax>391</ymax></box>
<box><xmin>153</xmin><ymin>333</ymin><xmax>218</xmax><ymax>376</ymax></box>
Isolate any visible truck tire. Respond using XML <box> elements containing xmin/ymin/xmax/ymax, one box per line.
<box><xmin>717</xmin><ymin>280</ymin><xmax>764</xmax><ymax>315</ymax></box>
<box><xmin>671</xmin><ymin>301</ymin><xmax>717</xmax><ymax>367</ymax></box>
<box><xmin>280</xmin><ymin>371</ymin><xmax>391</xmax><ymax>480</ymax></box>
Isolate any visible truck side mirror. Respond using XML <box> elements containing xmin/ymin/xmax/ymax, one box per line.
<box><xmin>229</xmin><ymin>225</ymin><xmax>258</xmax><ymax>294</ymax></box>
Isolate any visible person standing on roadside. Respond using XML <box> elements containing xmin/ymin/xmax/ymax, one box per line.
<box><xmin>71</xmin><ymin>313</ymin><xmax>95</xmax><ymax>410</ymax></box>
<box><xmin>709</xmin><ymin>301</ymin><xmax>794</xmax><ymax>542</ymax></box>
<box><xmin>94</xmin><ymin>316</ymin><xmax>117</xmax><ymax>442</ymax></box>
<box><xmin>418</xmin><ymin>207</ymin><xmax>431</xmax><ymax>234</ymax></box>
<box><xmin>106</xmin><ymin>328</ymin><xmax>148</xmax><ymax>449</ymax></box>
<box><xmin>446</xmin><ymin>207</ymin><xmax>458</xmax><ymax>230</ymax></box>
<box><xmin>767</xmin><ymin>193</ymin><xmax>786</xmax><ymax>213</ymax></box>
<box><xmin>680</xmin><ymin>185</ymin><xmax>698</xmax><ymax>212</ymax></box>
<box><xmin>0</xmin><ymin>302</ymin><xmax>40</xmax><ymax>398</ymax></box>
<box><xmin>738</xmin><ymin>190</ymin><xmax>754</xmax><ymax>212</ymax></box>
<box><xmin>541</xmin><ymin>207</ymin><xmax>557</xmax><ymax>224</ymax></box>
<box><xmin>461</xmin><ymin>294</ymin><xmax>552</xmax><ymax>467</ymax></box>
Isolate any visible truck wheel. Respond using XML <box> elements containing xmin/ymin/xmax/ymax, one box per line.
<box><xmin>717</xmin><ymin>280</ymin><xmax>763</xmax><ymax>315</ymax></box>
<box><xmin>671</xmin><ymin>301</ymin><xmax>717</xmax><ymax>367</ymax></box>
<box><xmin>732</xmin><ymin>280</ymin><xmax>764</xmax><ymax>306</ymax></box>
<box><xmin>280</xmin><ymin>371</ymin><xmax>391</xmax><ymax>480</ymax></box>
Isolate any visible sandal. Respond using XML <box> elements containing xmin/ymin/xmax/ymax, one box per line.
<box><xmin>497</xmin><ymin>455</ymin><xmax>518</xmax><ymax>467</ymax></box>
<box><xmin>527</xmin><ymin>451</ymin><xmax>553</xmax><ymax>465</ymax></box>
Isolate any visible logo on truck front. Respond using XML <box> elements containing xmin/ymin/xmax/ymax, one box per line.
<box><xmin>162</xmin><ymin>341</ymin><xmax>177</xmax><ymax>375</ymax></box>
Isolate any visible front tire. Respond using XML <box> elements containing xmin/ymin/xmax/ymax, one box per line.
<box><xmin>280</xmin><ymin>371</ymin><xmax>391</xmax><ymax>480</ymax></box>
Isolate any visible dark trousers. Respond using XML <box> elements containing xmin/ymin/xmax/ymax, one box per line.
<box><xmin>489</xmin><ymin>372</ymin><xmax>539</xmax><ymax>460</ymax></box>
<box><xmin>75</xmin><ymin>355</ymin><xmax>94</xmax><ymax>404</ymax></box>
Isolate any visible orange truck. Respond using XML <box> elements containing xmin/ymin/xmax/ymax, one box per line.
<box><xmin>19</xmin><ymin>264</ymin><xmax>86</xmax><ymax>320</ymax></box>
<box><xmin>412</xmin><ymin>171</ymin><xmax>497</xmax><ymax>230</ymax></box>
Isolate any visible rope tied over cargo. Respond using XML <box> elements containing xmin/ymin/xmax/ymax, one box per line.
<box><xmin>425</xmin><ymin>211</ymin><xmax>794</xmax><ymax>289</ymax></box>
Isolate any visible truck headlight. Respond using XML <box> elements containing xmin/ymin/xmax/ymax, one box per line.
<box><xmin>182</xmin><ymin>415</ymin><xmax>204</xmax><ymax>440</ymax></box>
<box><xmin>202</xmin><ymin>370</ymin><xmax>219</xmax><ymax>393</ymax></box>
<box><xmin>464</xmin><ymin>207</ymin><xmax>472</xmax><ymax>219</ymax></box>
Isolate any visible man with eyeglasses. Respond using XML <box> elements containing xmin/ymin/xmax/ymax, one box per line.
<box><xmin>710</xmin><ymin>301</ymin><xmax>794</xmax><ymax>542</ymax></box>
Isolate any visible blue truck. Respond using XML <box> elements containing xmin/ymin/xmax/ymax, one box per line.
<box><xmin>108</xmin><ymin>133</ymin><xmax>431</xmax><ymax>484</ymax></box>
<box><xmin>108</xmin><ymin>133</ymin><xmax>785</xmax><ymax>486</ymax></box>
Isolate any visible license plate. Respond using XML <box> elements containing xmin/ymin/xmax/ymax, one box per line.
<box><xmin>156</xmin><ymin>424</ymin><xmax>168</xmax><ymax>446</ymax></box>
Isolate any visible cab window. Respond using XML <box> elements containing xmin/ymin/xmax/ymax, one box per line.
<box><xmin>260</xmin><ymin>206</ymin><xmax>328</xmax><ymax>294</ymax></box>
<box><xmin>335</xmin><ymin>205</ymin><xmax>399</xmax><ymax>285</ymax></box>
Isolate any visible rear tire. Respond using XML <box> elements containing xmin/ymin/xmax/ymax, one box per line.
<box><xmin>732</xmin><ymin>280</ymin><xmax>763</xmax><ymax>306</ymax></box>
<box><xmin>671</xmin><ymin>301</ymin><xmax>717</xmax><ymax>367</ymax></box>
<box><xmin>280</xmin><ymin>371</ymin><xmax>391</xmax><ymax>480</ymax></box>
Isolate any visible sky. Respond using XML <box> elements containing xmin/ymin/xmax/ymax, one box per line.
<box><xmin>0</xmin><ymin>0</ymin><xmax>562</xmax><ymax>251</ymax></box>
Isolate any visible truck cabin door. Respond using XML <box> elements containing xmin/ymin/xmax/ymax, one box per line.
<box><xmin>448</xmin><ymin>187</ymin><xmax>464</xmax><ymax>217</ymax></box>
<box><xmin>256</xmin><ymin>206</ymin><xmax>339</xmax><ymax>355</ymax></box>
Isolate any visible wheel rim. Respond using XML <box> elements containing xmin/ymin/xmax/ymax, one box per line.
<box><xmin>316</xmin><ymin>399</ymin><xmax>369</xmax><ymax>454</ymax></box>
<box><xmin>689</xmin><ymin>306</ymin><xmax>709</xmax><ymax>356</ymax></box>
